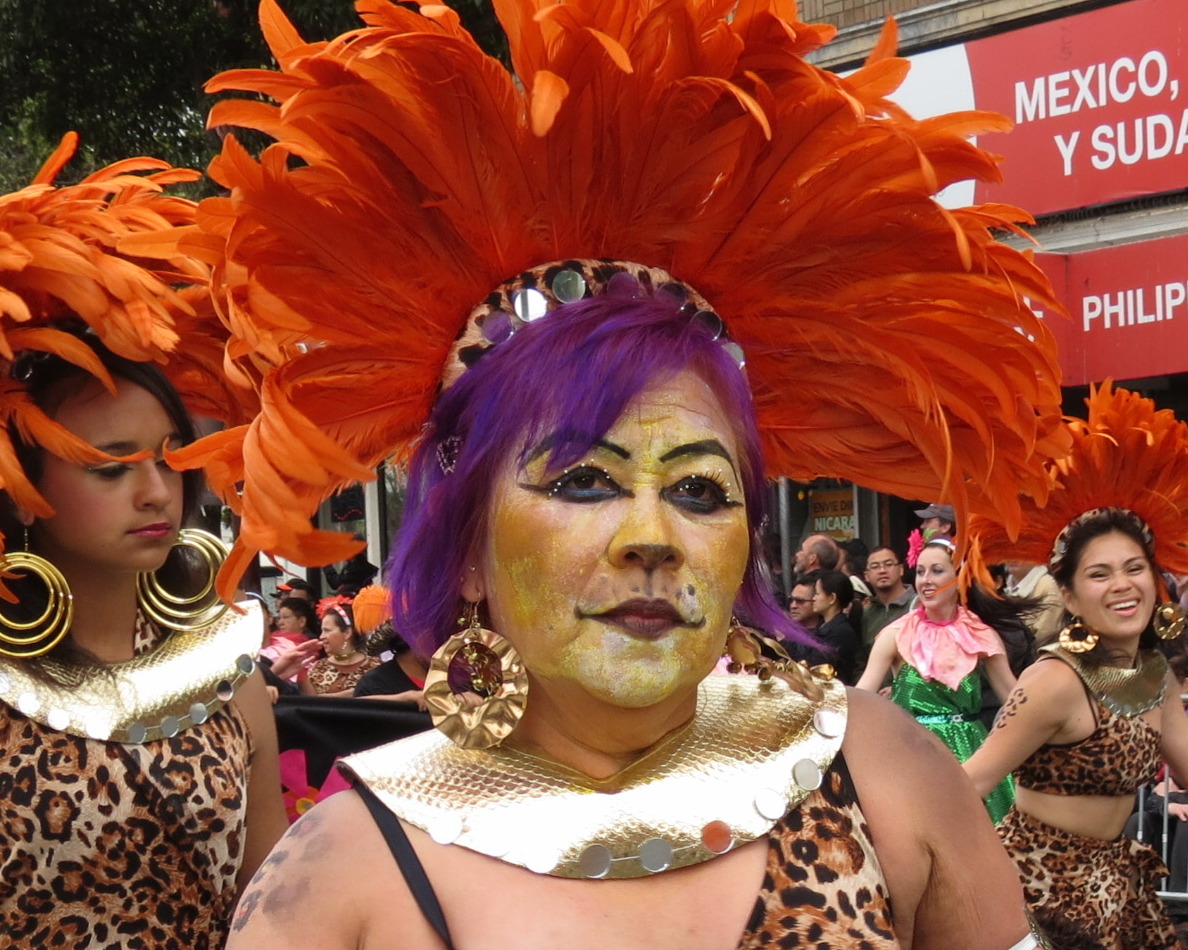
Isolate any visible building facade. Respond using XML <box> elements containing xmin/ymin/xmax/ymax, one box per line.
<box><xmin>780</xmin><ymin>0</ymin><xmax>1188</xmax><ymax>562</ymax></box>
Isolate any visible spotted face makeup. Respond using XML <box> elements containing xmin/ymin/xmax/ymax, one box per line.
<box><xmin>473</xmin><ymin>370</ymin><xmax>750</xmax><ymax>711</ymax></box>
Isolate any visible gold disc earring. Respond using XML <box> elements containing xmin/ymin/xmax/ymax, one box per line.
<box><xmin>1154</xmin><ymin>602</ymin><xmax>1187</xmax><ymax>640</ymax></box>
<box><xmin>136</xmin><ymin>529</ymin><xmax>230</xmax><ymax>631</ymax></box>
<box><xmin>0</xmin><ymin>534</ymin><xmax>74</xmax><ymax>658</ymax></box>
<box><xmin>423</xmin><ymin>602</ymin><xmax>528</xmax><ymax>749</ymax></box>
<box><xmin>1058</xmin><ymin>617</ymin><xmax>1098</xmax><ymax>653</ymax></box>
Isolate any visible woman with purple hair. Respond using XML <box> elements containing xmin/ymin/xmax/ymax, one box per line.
<box><xmin>227</xmin><ymin>276</ymin><xmax>1044</xmax><ymax>950</ymax></box>
<box><xmin>191</xmin><ymin>2</ymin><xmax>1069</xmax><ymax>947</ymax></box>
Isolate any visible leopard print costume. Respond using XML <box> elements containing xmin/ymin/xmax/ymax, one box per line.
<box><xmin>305</xmin><ymin>654</ymin><xmax>381</xmax><ymax>695</ymax></box>
<box><xmin>1002</xmin><ymin>654</ymin><xmax>1177</xmax><ymax>949</ymax></box>
<box><xmin>0</xmin><ymin>695</ymin><xmax>253</xmax><ymax>949</ymax></box>
<box><xmin>999</xmin><ymin>808</ymin><xmax>1176</xmax><ymax>950</ymax></box>
<box><xmin>739</xmin><ymin>755</ymin><xmax>899</xmax><ymax>947</ymax></box>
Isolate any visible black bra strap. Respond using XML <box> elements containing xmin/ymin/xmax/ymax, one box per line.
<box><xmin>354</xmin><ymin>781</ymin><xmax>455</xmax><ymax>949</ymax></box>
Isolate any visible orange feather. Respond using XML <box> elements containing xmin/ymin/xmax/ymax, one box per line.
<box><xmin>190</xmin><ymin>0</ymin><xmax>1066</xmax><ymax>586</ymax></box>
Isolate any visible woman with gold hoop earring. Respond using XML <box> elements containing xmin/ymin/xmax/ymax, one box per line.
<box><xmin>300</xmin><ymin>598</ymin><xmax>380</xmax><ymax>697</ymax></box>
<box><xmin>964</xmin><ymin>384</ymin><xmax>1188</xmax><ymax>950</ymax></box>
<box><xmin>193</xmin><ymin>1</ymin><xmax>1068</xmax><ymax>946</ymax></box>
<box><xmin>0</xmin><ymin>137</ymin><xmax>286</xmax><ymax>946</ymax></box>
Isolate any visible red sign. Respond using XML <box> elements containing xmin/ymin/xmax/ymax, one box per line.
<box><xmin>897</xmin><ymin>0</ymin><xmax>1188</xmax><ymax>216</ymax></box>
<box><xmin>1034</xmin><ymin>233</ymin><xmax>1188</xmax><ymax>385</ymax></box>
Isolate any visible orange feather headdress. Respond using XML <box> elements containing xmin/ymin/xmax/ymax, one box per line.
<box><xmin>175</xmin><ymin>0</ymin><xmax>1068</xmax><ymax>596</ymax></box>
<box><xmin>965</xmin><ymin>382</ymin><xmax>1188</xmax><ymax>587</ymax></box>
<box><xmin>0</xmin><ymin>132</ymin><xmax>214</xmax><ymax>533</ymax></box>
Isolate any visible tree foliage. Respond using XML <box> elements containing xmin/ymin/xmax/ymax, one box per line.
<box><xmin>0</xmin><ymin>0</ymin><xmax>504</xmax><ymax>194</ymax></box>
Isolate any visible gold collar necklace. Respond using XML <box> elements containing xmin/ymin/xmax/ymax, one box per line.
<box><xmin>0</xmin><ymin>602</ymin><xmax>262</xmax><ymax>743</ymax></box>
<box><xmin>344</xmin><ymin>673</ymin><xmax>847</xmax><ymax>880</ymax></box>
<box><xmin>1043</xmin><ymin>644</ymin><xmax>1168</xmax><ymax>717</ymax></box>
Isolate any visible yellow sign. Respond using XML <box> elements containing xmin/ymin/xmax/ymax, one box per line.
<box><xmin>809</xmin><ymin>489</ymin><xmax>855</xmax><ymax>539</ymax></box>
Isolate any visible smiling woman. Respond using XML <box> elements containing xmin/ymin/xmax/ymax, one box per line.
<box><xmin>964</xmin><ymin>385</ymin><xmax>1188</xmax><ymax>949</ymax></box>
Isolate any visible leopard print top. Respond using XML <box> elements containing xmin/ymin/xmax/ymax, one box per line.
<box><xmin>1015</xmin><ymin>669</ymin><xmax>1162</xmax><ymax>797</ymax></box>
<box><xmin>739</xmin><ymin>755</ymin><xmax>900</xmax><ymax>948</ymax></box>
<box><xmin>0</xmin><ymin>700</ymin><xmax>253</xmax><ymax>949</ymax></box>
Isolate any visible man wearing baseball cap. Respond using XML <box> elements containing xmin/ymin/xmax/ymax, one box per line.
<box><xmin>914</xmin><ymin>503</ymin><xmax>956</xmax><ymax>540</ymax></box>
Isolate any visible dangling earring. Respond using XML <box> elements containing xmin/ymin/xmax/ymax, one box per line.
<box><xmin>424</xmin><ymin>602</ymin><xmax>527</xmax><ymax>749</ymax></box>
<box><xmin>136</xmin><ymin>529</ymin><xmax>230</xmax><ymax>631</ymax></box>
<box><xmin>1058</xmin><ymin>617</ymin><xmax>1098</xmax><ymax>653</ymax></box>
<box><xmin>721</xmin><ymin>617</ymin><xmax>832</xmax><ymax>701</ymax></box>
<box><xmin>0</xmin><ymin>527</ymin><xmax>74</xmax><ymax>659</ymax></box>
<box><xmin>1154</xmin><ymin>602</ymin><xmax>1186</xmax><ymax>640</ymax></box>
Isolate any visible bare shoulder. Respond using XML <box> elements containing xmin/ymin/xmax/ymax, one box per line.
<box><xmin>996</xmin><ymin>654</ymin><xmax>1090</xmax><ymax>736</ymax></box>
<box><xmin>232</xmin><ymin>669</ymin><xmax>276</xmax><ymax>739</ymax></box>
<box><xmin>842</xmin><ymin>688</ymin><xmax>1030</xmax><ymax>950</ymax></box>
<box><xmin>227</xmin><ymin>790</ymin><xmax>438</xmax><ymax>950</ymax></box>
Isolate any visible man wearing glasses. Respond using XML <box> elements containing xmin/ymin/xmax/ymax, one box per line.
<box><xmin>860</xmin><ymin>547</ymin><xmax>914</xmax><ymax>670</ymax></box>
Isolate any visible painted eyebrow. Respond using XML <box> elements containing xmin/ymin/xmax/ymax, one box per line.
<box><xmin>525</xmin><ymin>436</ymin><xmax>630</xmax><ymax>465</ymax></box>
<box><xmin>659</xmin><ymin>439</ymin><xmax>739</xmax><ymax>478</ymax></box>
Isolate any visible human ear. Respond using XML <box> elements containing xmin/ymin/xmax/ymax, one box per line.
<box><xmin>1060</xmin><ymin>585</ymin><xmax>1079</xmax><ymax>618</ymax></box>
<box><xmin>460</xmin><ymin>548</ymin><xmax>487</xmax><ymax>603</ymax></box>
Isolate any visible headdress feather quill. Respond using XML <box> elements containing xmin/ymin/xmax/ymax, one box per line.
<box><xmin>965</xmin><ymin>381</ymin><xmax>1188</xmax><ymax>586</ymax></box>
<box><xmin>0</xmin><ymin>133</ymin><xmax>213</xmax><ymax>542</ymax></box>
<box><xmin>176</xmin><ymin>0</ymin><xmax>1067</xmax><ymax>597</ymax></box>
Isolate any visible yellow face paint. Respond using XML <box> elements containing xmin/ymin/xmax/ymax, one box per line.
<box><xmin>477</xmin><ymin>371</ymin><xmax>750</xmax><ymax>710</ymax></box>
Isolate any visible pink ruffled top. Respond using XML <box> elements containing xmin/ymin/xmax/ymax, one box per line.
<box><xmin>892</xmin><ymin>605</ymin><xmax>1003</xmax><ymax>691</ymax></box>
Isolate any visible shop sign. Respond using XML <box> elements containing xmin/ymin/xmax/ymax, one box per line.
<box><xmin>892</xmin><ymin>0</ymin><xmax>1188</xmax><ymax>215</ymax></box>
<box><xmin>809</xmin><ymin>488</ymin><xmax>856</xmax><ymax>539</ymax></box>
<box><xmin>1034</xmin><ymin>233</ymin><xmax>1188</xmax><ymax>385</ymax></box>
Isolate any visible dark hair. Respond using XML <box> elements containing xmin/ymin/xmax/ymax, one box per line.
<box><xmin>387</xmin><ymin>280</ymin><xmax>805</xmax><ymax>656</ymax></box>
<box><xmin>865</xmin><ymin>545</ymin><xmax>902</xmax><ymax>566</ymax></box>
<box><xmin>839</xmin><ymin>538</ymin><xmax>869</xmax><ymax>574</ymax></box>
<box><xmin>320</xmin><ymin>600</ymin><xmax>362</xmax><ymax>651</ymax></box>
<box><xmin>280</xmin><ymin>577</ymin><xmax>316</xmax><ymax>596</ymax></box>
<box><xmin>918</xmin><ymin>538</ymin><xmax>1037</xmax><ymax>673</ymax></box>
<box><xmin>789</xmin><ymin>570</ymin><xmax>823</xmax><ymax>608</ymax></box>
<box><xmin>2</xmin><ymin>333</ymin><xmax>204</xmax><ymax>675</ymax></box>
<box><xmin>1049</xmin><ymin>507</ymin><xmax>1161</xmax><ymax>665</ymax></box>
<box><xmin>278</xmin><ymin>597</ymin><xmax>317</xmax><ymax>637</ymax></box>
<box><xmin>814</xmin><ymin>570</ymin><xmax>853</xmax><ymax>612</ymax></box>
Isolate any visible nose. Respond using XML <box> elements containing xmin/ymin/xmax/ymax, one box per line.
<box><xmin>607</xmin><ymin>494</ymin><xmax>683</xmax><ymax>573</ymax></box>
<box><xmin>136</xmin><ymin>460</ymin><xmax>174</xmax><ymax>510</ymax></box>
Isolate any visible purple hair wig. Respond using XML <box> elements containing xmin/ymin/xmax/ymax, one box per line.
<box><xmin>387</xmin><ymin>278</ymin><xmax>807</xmax><ymax>656</ymax></box>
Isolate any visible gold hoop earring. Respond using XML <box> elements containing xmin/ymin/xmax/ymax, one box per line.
<box><xmin>0</xmin><ymin>529</ymin><xmax>74</xmax><ymax>658</ymax></box>
<box><xmin>423</xmin><ymin>603</ymin><xmax>527</xmax><ymax>749</ymax></box>
<box><xmin>1058</xmin><ymin>617</ymin><xmax>1098</xmax><ymax>653</ymax></box>
<box><xmin>1154</xmin><ymin>602</ymin><xmax>1186</xmax><ymax>640</ymax></box>
<box><xmin>136</xmin><ymin>529</ymin><xmax>230</xmax><ymax>631</ymax></box>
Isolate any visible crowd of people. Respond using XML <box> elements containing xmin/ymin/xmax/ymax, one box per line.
<box><xmin>3</xmin><ymin>2</ymin><xmax>1188</xmax><ymax>949</ymax></box>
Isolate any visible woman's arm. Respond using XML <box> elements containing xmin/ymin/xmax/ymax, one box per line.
<box><xmin>357</xmin><ymin>690</ymin><xmax>427</xmax><ymax>710</ymax></box>
<box><xmin>963</xmin><ymin>659</ymin><xmax>1077</xmax><ymax>799</ymax></box>
<box><xmin>854</xmin><ymin>627</ymin><xmax>898</xmax><ymax>692</ymax></box>
<box><xmin>1160</xmin><ymin>671</ymin><xmax>1188</xmax><ymax>788</ymax></box>
<box><xmin>844</xmin><ymin>688</ymin><xmax>1033</xmax><ymax>950</ymax></box>
<box><xmin>227</xmin><ymin>791</ymin><xmax>444</xmax><ymax>950</ymax></box>
<box><xmin>983</xmin><ymin>651</ymin><xmax>1017</xmax><ymax>705</ymax></box>
<box><xmin>232</xmin><ymin>670</ymin><xmax>289</xmax><ymax>894</ymax></box>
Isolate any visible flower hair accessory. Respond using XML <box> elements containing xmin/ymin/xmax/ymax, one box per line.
<box><xmin>316</xmin><ymin>595</ymin><xmax>354</xmax><ymax>627</ymax></box>
<box><xmin>172</xmin><ymin>0</ymin><xmax>1067</xmax><ymax>596</ymax></box>
<box><xmin>966</xmin><ymin>382</ymin><xmax>1188</xmax><ymax>588</ymax></box>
